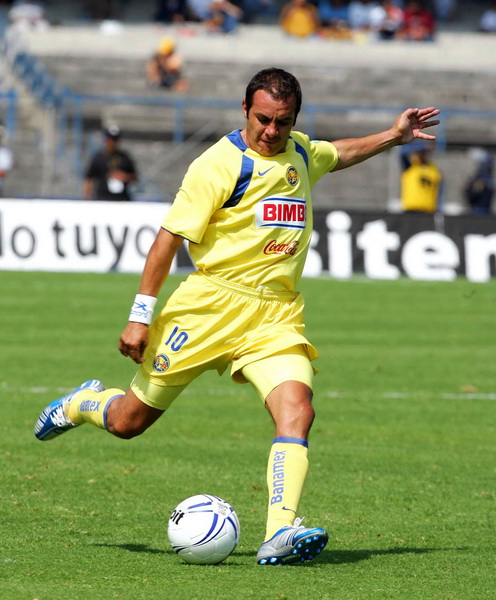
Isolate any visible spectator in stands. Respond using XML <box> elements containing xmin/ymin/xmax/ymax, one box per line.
<box><xmin>8</xmin><ymin>0</ymin><xmax>49</xmax><ymax>30</ymax></box>
<box><xmin>433</xmin><ymin>0</ymin><xmax>457</xmax><ymax>23</ymax></box>
<box><xmin>188</xmin><ymin>0</ymin><xmax>242</xmax><ymax>32</ymax></box>
<box><xmin>204</xmin><ymin>0</ymin><xmax>243</xmax><ymax>33</ymax></box>
<box><xmin>318</xmin><ymin>0</ymin><xmax>352</xmax><ymax>38</ymax></box>
<box><xmin>153</xmin><ymin>0</ymin><xmax>189</xmax><ymax>22</ymax></box>
<box><xmin>146</xmin><ymin>37</ymin><xmax>189</xmax><ymax>91</ymax></box>
<box><xmin>83</xmin><ymin>125</ymin><xmax>138</xmax><ymax>202</ymax></box>
<box><xmin>240</xmin><ymin>0</ymin><xmax>277</xmax><ymax>24</ymax></box>
<box><xmin>463</xmin><ymin>148</ymin><xmax>494</xmax><ymax>216</ymax></box>
<box><xmin>187</xmin><ymin>0</ymin><xmax>211</xmax><ymax>21</ymax></box>
<box><xmin>82</xmin><ymin>0</ymin><xmax>122</xmax><ymax>21</ymax></box>
<box><xmin>369</xmin><ymin>0</ymin><xmax>404</xmax><ymax>39</ymax></box>
<box><xmin>0</xmin><ymin>124</ymin><xmax>13</xmax><ymax>198</ymax></box>
<box><xmin>398</xmin><ymin>0</ymin><xmax>436</xmax><ymax>41</ymax></box>
<box><xmin>400</xmin><ymin>140</ymin><xmax>443</xmax><ymax>213</ymax></box>
<box><xmin>348</xmin><ymin>0</ymin><xmax>378</xmax><ymax>31</ymax></box>
<box><xmin>479</xmin><ymin>2</ymin><xmax>496</xmax><ymax>33</ymax></box>
<box><xmin>280</xmin><ymin>0</ymin><xmax>320</xmax><ymax>38</ymax></box>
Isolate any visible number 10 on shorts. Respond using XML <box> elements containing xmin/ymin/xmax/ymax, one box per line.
<box><xmin>165</xmin><ymin>326</ymin><xmax>189</xmax><ymax>352</ymax></box>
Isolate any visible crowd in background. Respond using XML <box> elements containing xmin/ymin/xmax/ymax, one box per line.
<box><xmin>153</xmin><ymin>0</ymin><xmax>496</xmax><ymax>35</ymax></box>
<box><xmin>0</xmin><ymin>0</ymin><xmax>495</xmax><ymax>213</ymax></box>
<box><xmin>281</xmin><ymin>0</ymin><xmax>437</xmax><ymax>41</ymax></box>
<box><xmin>3</xmin><ymin>0</ymin><xmax>496</xmax><ymax>37</ymax></box>
<box><xmin>150</xmin><ymin>0</ymin><xmax>496</xmax><ymax>38</ymax></box>
<box><xmin>1</xmin><ymin>0</ymin><xmax>496</xmax><ymax>37</ymax></box>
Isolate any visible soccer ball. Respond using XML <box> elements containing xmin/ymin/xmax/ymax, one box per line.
<box><xmin>167</xmin><ymin>494</ymin><xmax>240</xmax><ymax>565</ymax></box>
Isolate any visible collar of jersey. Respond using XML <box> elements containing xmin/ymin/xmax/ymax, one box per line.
<box><xmin>228</xmin><ymin>129</ymin><xmax>294</xmax><ymax>154</ymax></box>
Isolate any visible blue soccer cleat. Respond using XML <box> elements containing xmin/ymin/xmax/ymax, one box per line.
<box><xmin>256</xmin><ymin>517</ymin><xmax>328</xmax><ymax>565</ymax></box>
<box><xmin>34</xmin><ymin>379</ymin><xmax>105</xmax><ymax>441</ymax></box>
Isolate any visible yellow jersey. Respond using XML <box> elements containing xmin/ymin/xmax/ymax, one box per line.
<box><xmin>401</xmin><ymin>162</ymin><xmax>442</xmax><ymax>213</ymax></box>
<box><xmin>162</xmin><ymin>130</ymin><xmax>338</xmax><ymax>291</ymax></box>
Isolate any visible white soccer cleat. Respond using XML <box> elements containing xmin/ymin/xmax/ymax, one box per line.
<box><xmin>257</xmin><ymin>517</ymin><xmax>328</xmax><ymax>565</ymax></box>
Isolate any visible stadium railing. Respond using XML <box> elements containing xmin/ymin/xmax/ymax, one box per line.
<box><xmin>7</xmin><ymin>49</ymin><xmax>496</xmax><ymax>187</ymax></box>
<box><xmin>0</xmin><ymin>88</ymin><xmax>17</xmax><ymax>137</ymax></box>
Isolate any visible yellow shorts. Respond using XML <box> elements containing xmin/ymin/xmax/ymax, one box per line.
<box><xmin>131</xmin><ymin>346</ymin><xmax>314</xmax><ymax>410</ymax></box>
<box><xmin>132</xmin><ymin>271</ymin><xmax>318</xmax><ymax>409</ymax></box>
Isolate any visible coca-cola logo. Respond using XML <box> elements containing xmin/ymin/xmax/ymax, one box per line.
<box><xmin>263</xmin><ymin>239</ymin><xmax>299</xmax><ymax>256</ymax></box>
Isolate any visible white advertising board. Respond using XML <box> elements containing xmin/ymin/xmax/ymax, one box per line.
<box><xmin>0</xmin><ymin>199</ymin><xmax>172</xmax><ymax>273</ymax></box>
<box><xmin>1</xmin><ymin>200</ymin><xmax>495</xmax><ymax>282</ymax></box>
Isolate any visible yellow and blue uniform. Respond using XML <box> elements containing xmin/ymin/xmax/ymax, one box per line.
<box><xmin>56</xmin><ymin>127</ymin><xmax>339</xmax><ymax>545</ymax></box>
<box><xmin>131</xmin><ymin>129</ymin><xmax>339</xmax><ymax>406</ymax></box>
<box><xmin>162</xmin><ymin>129</ymin><xmax>338</xmax><ymax>291</ymax></box>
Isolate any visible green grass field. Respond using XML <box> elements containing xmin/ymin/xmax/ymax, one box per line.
<box><xmin>1</xmin><ymin>271</ymin><xmax>495</xmax><ymax>600</ymax></box>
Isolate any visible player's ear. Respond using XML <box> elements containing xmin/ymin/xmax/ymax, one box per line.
<box><xmin>242</xmin><ymin>99</ymin><xmax>248</xmax><ymax>119</ymax></box>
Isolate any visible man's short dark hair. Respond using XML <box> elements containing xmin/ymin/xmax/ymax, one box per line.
<box><xmin>244</xmin><ymin>68</ymin><xmax>302</xmax><ymax>123</ymax></box>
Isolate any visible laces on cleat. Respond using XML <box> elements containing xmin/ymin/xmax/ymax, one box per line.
<box><xmin>34</xmin><ymin>379</ymin><xmax>105</xmax><ymax>441</ymax></box>
<box><xmin>256</xmin><ymin>517</ymin><xmax>329</xmax><ymax>566</ymax></box>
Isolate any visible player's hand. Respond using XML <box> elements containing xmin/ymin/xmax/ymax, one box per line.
<box><xmin>118</xmin><ymin>322</ymin><xmax>149</xmax><ymax>364</ymax></box>
<box><xmin>395</xmin><ymin>107</ymin><xmax>440</xmax><ymax>145</ymax></box>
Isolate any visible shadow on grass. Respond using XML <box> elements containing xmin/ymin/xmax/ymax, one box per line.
<box><xmin>91</xmin><ymin>542</ymin><xmax>257</xmax><ymax>562</ymax></box>
<box><xmin>92</xmin><ymin>543</ymin><xmax>171</xmax><ymax>555</ymax></box>
<box><xmin>321</xmin><ymin>546</ymin><xmax>468</xmax><ymax>565</ymax></box>
<box><xmin>91</xmin><ymin>543</ymin><xmax>469</xmax><ymax>567</ymax></box>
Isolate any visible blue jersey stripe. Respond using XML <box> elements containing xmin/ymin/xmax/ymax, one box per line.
<box><xmin>222</xmin><ymin>132</ymin><xmax>308</xmax><ymax>209</ymax></box>
<box><xmin>293</xmin><ymin>139</ymin><xmax>309</xmax><ymax>170</ymax></box>
<box><xmin>223</xmin><ymin>153</ymin><xmax>254</xmax><ymax>208</ymax></box>
<box><xmin>226</xmin><ymin>129</ymin><xmax>247</xmax><ymax>151</ymax></box>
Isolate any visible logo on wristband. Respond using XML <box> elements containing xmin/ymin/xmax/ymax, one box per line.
<box><xmin>153</xmin><ymin>354</ymin><xmax>170</xmax><ymax>373</ymax></box>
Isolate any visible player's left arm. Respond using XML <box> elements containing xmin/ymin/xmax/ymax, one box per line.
<box><xmin>331</xmin><ymin>107</ymin><xmax>440</xmax><ymax>172</ymax></box>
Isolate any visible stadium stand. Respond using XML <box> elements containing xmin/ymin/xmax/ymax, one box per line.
<box><xmin>1</xmin><ymin>0</ymin><xmax>495</xmax><ymax>211</ymax></box>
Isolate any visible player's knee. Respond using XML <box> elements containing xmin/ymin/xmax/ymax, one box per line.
<box><xmin>278</xmin><ymin>396</ymin><xmax>315</xmax><ymax>437</ymax></box>
<box><xmin>296</xmin><ymin>399</ymin><xmax>315</xmax><ymax>429</ymax></box>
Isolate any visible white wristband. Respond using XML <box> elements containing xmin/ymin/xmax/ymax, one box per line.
<box><xmin>129</xmin><ymin>294</ymin><xmax>157</xmax><ymax>325</ymax></box>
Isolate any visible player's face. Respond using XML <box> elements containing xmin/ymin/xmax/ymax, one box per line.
<box><xmin>242</xmin><ymin>90</ymin><xmax>297</xmax><ymax>157</ymax></box>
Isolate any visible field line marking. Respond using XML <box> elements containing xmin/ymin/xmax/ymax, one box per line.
<box><xmin>323</xmin><ymin>390</ymin><xmax>496</xmax><ymax>401</ymax></box>
<box><xmin>2</xmin><ymin>384</ymin><xmax>495</xmax><ymax>401</ymax></box>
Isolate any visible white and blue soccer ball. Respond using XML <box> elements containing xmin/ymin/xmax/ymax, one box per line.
<box><xmin>167</xmin><ymin>494</ymin><xmax>240</xmax><ymax>565</ymax></box>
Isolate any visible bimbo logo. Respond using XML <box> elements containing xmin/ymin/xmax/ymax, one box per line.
<box><xmin>256</xmin><ymin>197</ymin><xmax>307</xmax><ymax>230</ymax></box>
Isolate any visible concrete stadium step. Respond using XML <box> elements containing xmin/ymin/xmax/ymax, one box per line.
<box><xmin>5</xmin><ymin>23</ymin><xmax>495</xmax><ymax>208</ymax></box>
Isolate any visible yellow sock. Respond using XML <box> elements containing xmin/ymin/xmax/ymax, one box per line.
<box><xmin>68</xmin><ymin>388</ymin><xmax>123</xmax><ymax>430</ymax></box>
<box><xmin>264</xmin><ymin>437</ymin><xmax>309</xmax><ymax>541</ymax></box>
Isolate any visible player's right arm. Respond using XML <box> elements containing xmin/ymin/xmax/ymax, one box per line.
<box><xmin>118</xmin><ymin>228</ymin><xmax>184</xmax><ymax>364</ymax></box>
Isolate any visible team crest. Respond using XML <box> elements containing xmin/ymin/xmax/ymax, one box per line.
<box><xmin>153</xmin><ymin>354</ymin><xmax>170</xmax><ymax>373</ymax></box>
<box><xmin>286</xmin><ymin>166</ymin><xmax>299</xmax><ymax>186</ymax></box>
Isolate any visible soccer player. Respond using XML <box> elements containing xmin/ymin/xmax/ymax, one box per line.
<box><xmin>34</xmin><ymin>68</ymin><xmax>439</xmax><ymax>565</ymax></box>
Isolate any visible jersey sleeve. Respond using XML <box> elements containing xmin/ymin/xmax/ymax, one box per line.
<box><xmin>162</xmin><ymin>140</ymin><xmax>242</xmax><ymax>244</ymax></box>
<box><xmin>292</xmin><ymin>132</ymin><xmax>339</xmax><ymax>186</ymax></box>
